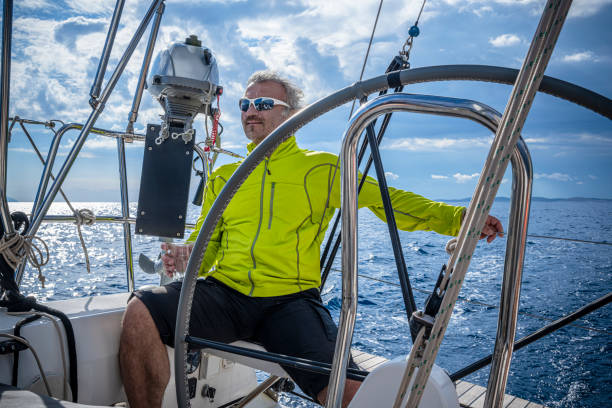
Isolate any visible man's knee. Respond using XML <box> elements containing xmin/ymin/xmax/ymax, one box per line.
<box><xmin>122</xmin><ymin>297</ymin><xmax>158</xmax><ymax>338</ymax></box>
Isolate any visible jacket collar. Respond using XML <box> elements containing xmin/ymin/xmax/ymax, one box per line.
<box><xmin>246</xmin><ymin>135</ymin><xmax>299</xmax><ymax>160</ymax></box>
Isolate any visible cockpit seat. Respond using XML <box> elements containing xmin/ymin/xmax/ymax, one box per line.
<box><xmin>0</xmin><ymin>383</ymin><xmax>105</xmax><ymax>408</ymax></box>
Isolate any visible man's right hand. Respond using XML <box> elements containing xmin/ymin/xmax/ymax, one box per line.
<box><xmin>161</xmin><ymin>242</ymin><xmax>193</xmax><ymax>277</ymax></box>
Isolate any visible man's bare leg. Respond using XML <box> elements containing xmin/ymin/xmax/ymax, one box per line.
<box><xmin>119</xmin><ymin>297</ymin><xmax>169</xmax><ymax>408</ymax></box>
<box><xmin>317</xmin><ymin>379</ymin><xmax>361</xmax><ymax>408</ymax></box>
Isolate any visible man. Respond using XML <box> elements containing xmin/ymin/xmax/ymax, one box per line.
<box><xmin>119</xmin><ymin>71</ymin><xmax>503</xmax><ymax>407</ymax></box>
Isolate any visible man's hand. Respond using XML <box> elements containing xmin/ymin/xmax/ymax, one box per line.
<box><xmin>161</xmin><ymin>242</ymin><xmax>193</xmax><ymax>277</ymax></box>
<box><xmin>481</xmin><ymin>215</ymin><xmax>504</xmax><ymax>243</ymax></box>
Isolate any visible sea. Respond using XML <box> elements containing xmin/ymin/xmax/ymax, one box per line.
<box><xmin>9</xmin><ymin>199</ymin><xmax>611</xmax><ymax>407</ymax></box>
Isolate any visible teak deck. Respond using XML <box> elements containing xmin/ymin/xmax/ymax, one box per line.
<box><xmin>351</xmin><ymin>350</ymin><xmax>545</xmax><ymax>408</ymax></box>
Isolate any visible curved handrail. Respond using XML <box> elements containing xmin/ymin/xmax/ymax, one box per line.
<box><xmin>329</xmin><ymin>93</ymin><xmax>531</xmax><ymax>406</ymax></box>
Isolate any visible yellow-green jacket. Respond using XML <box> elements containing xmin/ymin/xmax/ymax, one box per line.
<box><xmin>187</xmin><ymin>136</ymin><xmax>464</xmax><ymax>297</ymax></box>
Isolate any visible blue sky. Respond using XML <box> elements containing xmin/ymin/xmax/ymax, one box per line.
<box><xmin>7</xmin><ymin>0</ymin><xmax>612</xmax><ymax>202</ymax></box>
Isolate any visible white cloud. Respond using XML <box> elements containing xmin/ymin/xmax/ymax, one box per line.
<box><xmin>57</xmin><ymin>151</ymin><xmax>97</xmax><ymax>159</ymax></box>
<box><xmin>17</xmin><ymin>0</ymin><xmax>55</xmax><ymax>9</ymax></box>
<box><xmin>64</xmin><ymin>0</ymin><xmax>116</xmax><ymax>14</ymax></box>
<box><xmin>383</xmin><ymin>137</ymin><xmax>490</xmax><ymax>151</ymax></box>
<box><xmin>523</xmin><ymin>137</ymin><xmax>550</xmax><ymax>144</ymax></box>
<box><xmin>438</xmin><ymin>0</ymin><xmax>612</xmax><ymax>20</ymax></box>
<box><xmin>385</xmin><ymin>171</ymin><xmax>399</xmax><ymax>180</ymax></box>
<box><xmin>235</xmin><ymin>0</ymin><xmax>427</xmax><ymax>97</ymax></box>
<box><xmin>440</xmin><ymin>0</ymin><xmax>542</xmax><ymax>7</ymax></box>
<box><xmin>489</xmin><ymin>34</ymin><xmax>521</xmax><ymax>48</ymax></box>
<box><xmin>85</xmin><ymin>137</ymin><xmax>119</xmax><ymax>150</ymax></box>
<box><xmin>453</xmin><ymin>172</ymin><xmax>479</xmax><ymax>183</ymax></box>
<box><xmin>588</xmin><ymin>175</ymin><xmax>598</xmax><ymax>180</ymax></box>
<box><xmin>578</xmin><ymin>133</ymin><xmax>612</xmax><ymax>144</ymax></box>
<box><xmin>473</xmin><ymin>6</ymin><xmax>493</xmax><ymax>17</ymax></box>
<box><xmin>61</xmin><ymin>135</ymin><xmax>141</xmax><ymax>151</ymax></box>
<box><xmin>534</xmin><ymin>173</ymin><xmax>573</xmax><ymax>182</ymax></box>
<box><xmin>175</xmin><ymin>0</ymin><xmax>247</xmax><ymax>3</ymax></box>
<box><xmin>562</xmin><ymin>51</ymin><xmax>598</xmax><ymax>63</ymax></box>
<box><xmin>431</xmin><ymin>174</ymin><xmax>449</xmax><ymax>180</ymax></box>
<box><xmin>8</xmin><ymin>147</ymin><xmax>35</xmax><ymax>154</ymax></box>
<box><xmin>569</xmin><ymin>0</ymin><xmax>612</xmax><ymax>18</ymax></box>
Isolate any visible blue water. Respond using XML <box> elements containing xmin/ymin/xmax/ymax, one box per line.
<box><xmin>11</xmin><ymin>199</ymin><xmax>611</xmax><ymax>407</ymax></box>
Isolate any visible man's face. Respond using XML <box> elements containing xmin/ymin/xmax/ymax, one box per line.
<box><xmin>241</xmin><ymin>80</ymin><xmax>290</xmax><ymax>145</ymax></box>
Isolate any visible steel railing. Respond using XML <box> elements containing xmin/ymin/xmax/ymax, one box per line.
<box><xmin>328</xmin><ymin>92</ymin><xmax>532</xmax><ymax>407</ymax></box>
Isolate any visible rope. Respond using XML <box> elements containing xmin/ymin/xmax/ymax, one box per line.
<box><xmin>73</xmin><ymin>209</ymin><xmax>95</xmax><ymax>273</ymax></box>
<box><xmin>16</xmin><ymin>118</ymin><xmax>95</xmax><ymax>275</ymax></box>
<box><xmin>445</xmin><ymin>237</ymin><xmax>457</xmax><ymax>255</ymax></box>
<box><xmin>347</xmin><ymin>0</ymin><xmax>384</xmax><ymax>119</ymax></box>
<box><xmin>207</xmin><ymin>94</ymin><xmax>221</xmax><ymax>152</ymax></box>
<box><xmin>0</xmin><ymin>234</ymin><xmax>49</xmax><ymax>287</ymax></box>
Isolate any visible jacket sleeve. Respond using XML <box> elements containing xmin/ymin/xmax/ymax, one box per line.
<box><xmin>329</xmin><ymin>170</ymin><xmax>464</xmax><ymax>236</ymax></box>
<box><xmin>185</xmin><ymin>173</ymin><xmax>224</xmax><ymax>275</ymax></box>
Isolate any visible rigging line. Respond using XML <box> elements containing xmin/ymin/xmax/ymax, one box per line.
<box><xmin>414</xmin><ymin>0</ymin><xmax>426</xmax><ymax>26</ymax></box>
<box><xmin>329</xmin><ymin>268</ymin><xmax>611</xmax><ymax>335</ymax></box>
<box><xmin>17</xmin><ymin>120</ymin><xmax>93</xmax><ymax>273</ymax></box>
<box><xmin>449</xmin><ymin>291</ymin><xmax>612</xmax><ymax>382</ymax></box>
<box><xmin>527</xmin><ymin>234</ymin><xmax>612</xmax><ymax>246</ymax></box>
<box><xmin>347</xmin><ymin>0</ymin><xmax>384</xmax><ymax>120</ymax></box>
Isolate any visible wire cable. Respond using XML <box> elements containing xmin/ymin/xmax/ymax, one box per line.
<box><xmin>9</xmin><ymin>311</ymin><xmax>69</xmax><ymax>399</ymax></box>
<box><xmin>527</xmin><ymin>234</ymin><xmax>612</xmax><ymax>246</ymax></box>
<box><xmin>325</xmin><ymin>268</ymin><xmax>611</xmax><ymax>335</ymax></box>
<box><xmin>0</xmin><ymin>333</ymin><xmax>52</xmax><ymax>397</ymax></box>
<box><xmin>347</xmin><ymin>0</ymin><xmax>384</xmax><ymax>119</ymax></box>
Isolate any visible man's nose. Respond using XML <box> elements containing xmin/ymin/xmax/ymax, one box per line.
<box><xmin>245</xmin><ymin>101</ymin><xmax>258</xmax><ymax>114</ymax></box>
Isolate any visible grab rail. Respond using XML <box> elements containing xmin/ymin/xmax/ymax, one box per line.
<box><xmin>14</xmin><ymin>123</ymin><xmax>146</xmax><ymax>286</ymax></box>
<box><xmin>328</xmin><ymin>92</ymin><xmax>532</xmax><ymax>407</ymax></box>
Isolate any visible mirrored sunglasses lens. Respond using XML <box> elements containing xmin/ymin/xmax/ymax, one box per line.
<box><xmin>254</xmin><ymin>98</ymin><xmax>274</xmax><ymax>111</ymax></box>
<box><xmin>239</xmin><ymin>99</ymin><xmax>250</xmax><ymax>112</ymax></box>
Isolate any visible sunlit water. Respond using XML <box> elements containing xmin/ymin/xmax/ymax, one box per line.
<box><xmin>10</xmin><ymin>199</ymin><xmax>611</xmax><ymax>407</ymax></box>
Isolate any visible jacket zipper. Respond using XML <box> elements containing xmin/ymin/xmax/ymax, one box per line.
<box><xmin>248</xmin><ymin>159</ymin><xmax>268</xmax><ymax>296</ymax></box>
<box><xmin>268</xmin><ymin>182</ymin><xmax>275</xmax><ymax>229</ymax></box>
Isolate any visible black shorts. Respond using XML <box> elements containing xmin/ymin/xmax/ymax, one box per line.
<box><xmin>131</xmin><ymin>277</ymin><xmax>357</xmax><ymax>400</ymax></box>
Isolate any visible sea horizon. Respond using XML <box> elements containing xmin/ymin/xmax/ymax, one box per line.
<box><xmin>7</xmin><ymin>196</ymin><xmax>612</xmax><ymax>204</ymax></box>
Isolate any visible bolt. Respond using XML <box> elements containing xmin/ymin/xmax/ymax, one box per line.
<box><xmin>139</xmin><ymin>228</ymin><xmax>143</xmax><ymax>233</ymax></box>
<box><xmin>141</xmin><ymin>211</ymin><xmax>145</xmax><ymax>216</ymax></box>
<box><xmin>148</xmin><ymin>146</ymin><xmax>152</xmax><ymax>151</ymax></box>
<box><xmin>176</xmin><ymin>233</ymin><xmax>181</xmax><ymax>237</ymax></box>
<box><xmin>186</xmin><ymin>151</ymin><xmax>190</xmax><ymax>155</ymax></box>
<box><xmin>178</xmin><ymin>215</ymin><xmax>183</xmax><ymax>219</ymax></box>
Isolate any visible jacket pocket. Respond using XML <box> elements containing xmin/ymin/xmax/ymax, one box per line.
<box><xmin>268</xmin><ymin>182</ymin><xmax>275</xmax><ymax>230</ymax></box>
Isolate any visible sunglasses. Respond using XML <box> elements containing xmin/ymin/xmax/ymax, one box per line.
<box><xmin>239</xmin><ymin>97</ymin><xmax>290</xmax><ymax>112</ymax></box>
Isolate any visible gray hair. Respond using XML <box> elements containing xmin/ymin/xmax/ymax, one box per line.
<box><xmin>246</xmin><ymin>70</ymin><xmax>304</xmax><ymax>111</ymax></box>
